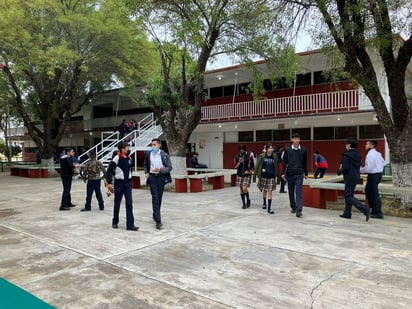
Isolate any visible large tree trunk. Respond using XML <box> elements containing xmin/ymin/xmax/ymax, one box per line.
<box><xmin>41</xmin><ymin>157</ymin><xmax>59</xmax><ymax>177</ymax></box>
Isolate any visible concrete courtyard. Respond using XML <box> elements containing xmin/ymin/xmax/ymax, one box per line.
<box><xmin>0</xmin><ymin>172</ymin><xmax>411</xmax><ymax>308</ymax></box>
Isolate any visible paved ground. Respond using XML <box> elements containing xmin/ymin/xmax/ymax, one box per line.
<box><xmin>0</xmin><ymin>172</ymin><xmax>412</xmax><ymax>309</ymax></box>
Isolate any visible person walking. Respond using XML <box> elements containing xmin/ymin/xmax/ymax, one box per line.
<box><xmin>337</xmin><ymin>137</ymin><xmax>370</xmax><ymax>221</ymax></box>
<box><xmin>234</xmin><ymin>145</ymin><xmax>254</xmax><ymax>209</ymax></box>
<box><xmin>59</xmin><ymin>147</ymin><xmax>76</xmax><ymax>211</ymax></box>
<box><xmin>253</xmin><ymin>143</ymin><xmax>280</xmax><ymax>214</ymax></box>
<box><xmin>144</xmin><ymin>138</ymin><xmax>173</xmax><ymax>230</ymax></box>
<box><xmin>313</xmin><ymin>150</ymin><xmax>329</xmax><ymax>179</ymax></box>
<box><xmin>81</xmin><ymin>151</ymin><xmax>106</xmax><ymax>211</ymax></box>
<box><xmin>281</xmin><ymin>133</ymin><xmax>308</xmax><ymax>218</ymax></box>
<box><xmin>106</xmin><ymin>141</ymin><xmax>138</xmax><ymax>231</ymax></box>
<box><xmin>275</xmin><ymin>144</ymin><xmax>287</xmax><ymax>193</ymax></box>
<box><xmin>360</xmin><ymin>140</ymin><xmax>386</xmax><ymax>219</ymax></box>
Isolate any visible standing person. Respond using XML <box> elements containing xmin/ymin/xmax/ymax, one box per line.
<box><xmin>275</xmin><ymin>144</ymin><xmax>287</xmax><ymax>193</ymax></box>
<box><xmin>360</xmin><ymin>140</ymin><xmax>386</xmax><ymax>219</ymax></box>
<box><xmin>253</xmin><ymin>143</ymin><xmax>280</xmax><ymax>214</ymax></box>
<box><xmin>81</xmin><ymin>151</ymin><xmax>106</xmax><ymax>211</ymax></box>
<box><xmin>313</xmin><ymin>150</ymin><xmax>329</xmax><ymax>179</ymax></box>
<box><xmin>281</xmin><ymin>133</ymin><xmax>308</xmax><ymax>218</ymax></box>
<box><xmin>59</xmin><ymin>147</ymin><xmax>76</xmax><ymax>211</ymax></box>
<box><xmin>190</xmin><ymin>152</ymin><xmax>208</xmax><ymax>168</ymax></box>
<box><xmin>144</xmin><ymin>138</ymin><xmax>173</xmax><ymax>230</ymax></box>
<box><xmin>337</xmin><ymin>137</ymin><xmax>370</xmax><ymax>221</ymax></box>
<box><xmin>234</xmin><ymin>145</ymin><xmax>254</xmax><ymax>209</ymax></box>
<box><xmin>118</xmin><ymin>119</ymin><xmax>127</xmax><ymax>139</ymax></box>
<box><xmin>106</xmin><ymin>141</ymin><xmax>138</xmax><ymax>231</ymax></box>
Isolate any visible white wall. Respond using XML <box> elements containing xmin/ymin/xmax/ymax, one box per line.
<box><xmin>189</xmin><ymin>132</ymin><xmax>224</xmax><ymax>168</ymax></box>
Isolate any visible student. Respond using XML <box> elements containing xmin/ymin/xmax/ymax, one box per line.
<box><xmin>144</xmin><ymin>138</ymin><xmax>173</xmax><ymax>229</ymax></box>
<box><xmin>313</xmin><ymin>150</ymin><xmax>329</xmax><ymax>179</ymax></box>
<box><xmin>190</xmin><ymin>152</ymin><xmax>208</xmax><ymax>168</ymax></box>
<box><xmin>106</xmin><ymin>142</ymin><xmax>138</xmax><ymax>231</ymax></box>
<box><xmin>281</xmin><ymin>133</ymin><xmax>308</xmax><ymax>218</ymax></box>
<box><xmin>234</xmin><ymin>145</ymin><xmax>254</xmax><ymax>209</ymax></box>
<box><xmin>81</xmin><ymin>151</ymin><xmax>106</xmax><ymax>211</ymax></box>
<box><xmin>59</xmin><ymin>147</ymin><xmax>76</xmax><ymax>211</ymax></box>
<box><xmin>337</xmin><ymin>137</ymin><xmax>370</xmax><ymax>221</ymax></box>
<box><xmin>360</xmin><ymin>140</ymin><xmax>386</xmax><ymax>219</ymax></box>
<box><xmin>253</xmin><ymin>143</ymin><xmax>280</xmax><ymax>214</ymax></box>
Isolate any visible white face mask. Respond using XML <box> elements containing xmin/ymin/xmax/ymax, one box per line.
<box><xmin>346</xmin><ymin>144</ymin><xmax>351</xmax><ymax>150</ymax></box>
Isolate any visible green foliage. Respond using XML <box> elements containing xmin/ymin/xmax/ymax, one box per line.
<box><xmin>0</xmin><ymin>142</ymin><xmax>22</xmax><ymax>160</ymax></box>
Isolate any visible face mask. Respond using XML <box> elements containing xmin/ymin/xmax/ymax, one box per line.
<box><xmin>152</xmin><ymin>147</ymin><xmax>159</xmax><ymax>153</ymax></box>
<box><xmin>346</xmin><ymin>145</ymin><xmax>351</xmax><ymax>150</ymax></box>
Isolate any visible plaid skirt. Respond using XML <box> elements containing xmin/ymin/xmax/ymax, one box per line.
<box><xmin>236</xmin><ymin>175</ymin><xmax>252</xmax><ymax>187</ymax></box>
<box><xmin>257</xmin><ymin>177</ymin><xmax>276</xmax><ymax>192</ymax></box>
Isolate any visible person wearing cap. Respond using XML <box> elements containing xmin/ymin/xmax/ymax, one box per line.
<box><xmin>59</xmin><ymin>147</ymin><xmax>76</xmax><ymax>211</ymax></box>
<box><xmin>281</xmin><ymin>133</ymin><xmax>308</xmax><ymax>218</ymax></box>
<box><xmin>144</xmin><ymin>138</ymin><xmax>173</xmax><ymax>230</ymax></box>
<box><xmin>106</xmin><ymin>141</ymin><xmax>138</xmax><ymax>231</ymax></box>
<box><xmin>234</xmin><ymin>144</ymin><xmax>255</xmax><ymax>209</ymax></box>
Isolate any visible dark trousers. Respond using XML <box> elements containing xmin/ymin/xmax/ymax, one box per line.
<box><xmin>343</xmin><ymin>180</ymin><xmax>369</xmax><ymax>217</ymax></box>
<box><xmin>149</xmin><ymin>174</ymin><xmax>166</xmax><ymax>224</ymax></box>
<box><xmin>365</xmin><ymin>173</ymin><xmax>383</xmax><ymax>216</ymax></box>
<box><xmin>113</xmin><ymin>181</ymin><xmax>134</xmax><ymax>228</ymax></box>
<box><xmin>280</xmin><ymin>178</ymin><xmax>286</xmax><ymax>192</ymax></box>
<box><xmin>286</xmin><ymin>174</ymin><xmax>304</xmax><ymax>212</ymax></box>
<box><xmin>60</xmin><ymin>176</ymin><xmax>73</xmax><ymax>208</ymax></box>
<box><xmin>85</xmin><ymin>179</ymin><xmax>104</xmax><ymax>210</ymax></box>
<box><xmin>314</xmin><ymin>168</ymin><xmax>327</xmax><ymax>178</ymax></box>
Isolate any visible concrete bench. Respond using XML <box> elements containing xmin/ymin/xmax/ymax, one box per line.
<box><xmin>10</xmin><ymin>165</ymin><xmax>49</xmax><ymax>178</ymax></box>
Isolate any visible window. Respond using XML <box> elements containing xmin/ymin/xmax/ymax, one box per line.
<box><xmin>314</xmin><ymin>127</ymin><xmax>334</xmax><ymax>140</ymax></box>
<box><xmin>313</xmin><ymin>71</ymin><xmax>330</xmax><ymax>84</ymax></box>
<box><xmin>293</xmin><ymin>128</ymin><xmax>310</xmax><ymax>140</ymax></box>
<box><xmin>209</xmin><ymin>87</ymin><xmax>223</xmax><ymax>98</ymax></box>
<box><xmin>335</xmin><ymin>126</ymin><xmax>357</xmax><ymax>140</ymax></box>
<box><xmin>256</xmin><ymin>130</ymin><xmax>272</xmax><ymax>141</ymax></box>
<box><xmin>263</xmin><ymin>79</ymin><xmax>273</xmax><ymax>91</ymax></box>
<box><xmin>223</xmin><ymin>85</ymin><xmax>236</xmax><ymax>97</ymax></box>
<box><xmin>359</xmin><ymin>125</ymin><xmax>384</xmax><ymax>139</ymax></box>
<box><xmin>295</xmin><ymin>73</ymin><xmax>311</xmax><ymax>87</ymax></box>
<box><xmin>273</xmin><ymin>77</ymin><xmax>289</xmax><ymax>89</ymax></box>
<box><xmin>273</xmin><ymin>129</ymin><xmax>291</xmax><ymax>141</ymax></box>
<box><xmin>239</xmin><ymin>131</ymin><xmax>254</xmax><ymax>142</ymax></box>
<box><xmin>239</xmin><ymin>83</ymin><xmax>250</xmax><ymax>94</ymax></box>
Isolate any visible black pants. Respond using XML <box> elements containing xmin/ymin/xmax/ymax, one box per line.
<box><xmin>113</xmin><ymin>180</ymin><xmax>134</xmax><ymax>228</ymax></box>
<box><xmin>365</xmin><ymin>173</ymin><xmax>383</xmax><ymax>216</ymax></box>
<box><xmin>60</xmin><ymin>176</ymin><xmax>73</xmax><ymax>208</ymax></box>
<box><xmin>149</xmin><ymin>174</ymin><xmax>166</xmax><ymax>224</ymax></box>
<box><xmin>85</xmin><ymin>179</ymin><xmax>104</xmax><ymax>210</ymax></box>
<box><xmin>343</xmin><ymin>180</ymin><xmax>369</xmax><ymax>217</ymax></box>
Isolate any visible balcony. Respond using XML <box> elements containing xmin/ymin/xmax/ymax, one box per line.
<box><xmin>200</xmin><ymin>89</ymin><xmax>373</xmax><ymax>123</ymax></box>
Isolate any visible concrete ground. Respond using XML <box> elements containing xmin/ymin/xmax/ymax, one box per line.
<box><xmin>0</xmin><ymin>172</ymin><xmax>411</xmax><ymax>309</ymax></box>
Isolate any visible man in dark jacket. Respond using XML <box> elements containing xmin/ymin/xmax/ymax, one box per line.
<box><xmin>59</xmin><ymin>147</ymin><xmax>76</xmax><ymax>210</ymax></box>
<box><xmin>281</xmin><ymin>133</ymin><xmax>308</xmax><ymax>218</ymax></box>
<box><xmin>337</xmin><ymin>137</ymin><xmax>370</xmax><ymax>221</ymax></box>
<box><xmin>144</xmin><ymin>138</ymin><xmax>173</xmax><ymax>230</ymax></box>
<box><xmin>106</xmin><ymin>141</ymin><xmax>138</xmax><ymax>231</ymax></box>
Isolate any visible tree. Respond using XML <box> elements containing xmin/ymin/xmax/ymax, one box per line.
<box><xmin>126</xmin><ymin>0</ymin><xmax>300</xmax><ymax>173</ymax></box>
<box><xmin>275</xmin><ymin>0</ymin><xmax>412</xmax><ymax>188</ymax></box>
<box><xmin>0</xmin><ymin>0</ymin><xmax>157</xmax><ymax>170</ymax></box>
<box><xmin>0</xmin><ymin>142</ymin><xmax>22</xmax><ymax>162</ymax></box>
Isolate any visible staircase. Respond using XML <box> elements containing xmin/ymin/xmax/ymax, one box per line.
<box><xmin>78</xmin><ymin>113</ymin><xmax>162</xmax><ymax>167</ymax></box>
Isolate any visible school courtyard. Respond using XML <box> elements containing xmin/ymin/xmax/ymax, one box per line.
<box><xmin>0</xmin><ymin>173</ymin><xmax>411</xmax><ymax>308</ymax></box>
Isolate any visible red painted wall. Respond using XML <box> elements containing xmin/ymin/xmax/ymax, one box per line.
<box><xmin>223</xmin><ymin>139</ymin><xmax>385</xmax><ymax>173</ymax></box>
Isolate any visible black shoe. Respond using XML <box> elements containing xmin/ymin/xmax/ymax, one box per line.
<box><xmin>99</xmin><ymin>208</ymin><xmax>104</xmax><ymax>211</ymax></box>
<box><xmin>242</xmin><ymin>205</ymin><xmax>246</xmax><ymax>209</ymax></box>
<box><xmin>370</xmin><ymin>214</ymin><xmax>384</xmax><ymax>219</ymax></box>
<box><xmin>156</xmin><ymin>223</ymin><xmax>163</xmax><ymax>230</ymax></box>
<box><xmin>291</xmin><ymin>208</ymin><xmax>296</xmax><ymax>214</ymax></box>
<box><xmin>246</xmin><ymin>200</ymin><xmax>251</xmax><ymax>208</ymax></box>
<box><xmin>262</xmin><ymin>205</ymin><xmax>267</xmax><ymax>209</ymax></box>
<box><xmin>112</xmin><ymin>223</ymin><xmax>118</xmax><ymax>229</ymax></box>
<box><xmin>280</xmin><ymin>191</ymin><xmax>287</xmax><ymax>193</ymax></box>
<box><xmin>69</xmin><ymin>203</ymin><xmax>76</xmax><ymax>207</ymax></box>
<box><xmin>268</xmin><ymin>210</ymin><xmax>274</xmax><ymax>214</ymax></box>
<box><xmin>365</xmin><ymin>208</ymin><xmax>370</xmax><ymax>222</ymax></box>
<box><xmin>296</xmin><ymin>211</ymin><xmax>302</xmax><ymax>218</ymax></box>
<box><xmin>59</xmin><ymin>207</ymin><xmax>71</xmax><ymax>211</ymax></box>
<box><xmin>127</xmin><ymin>226</ymin><xmax>139</xmax><ymax>231</ymax></box>
<box><xmin>80</xmin><ymin>208</ymin><xmax>91</xmax><ymax>212</ymax></box>
<box><xmin>339</xmin><ymin>214</ymin><xmax>351</xmax><ymax>219</ymax></box>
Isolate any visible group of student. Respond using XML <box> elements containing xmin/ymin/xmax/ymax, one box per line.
<box><xmin>233</xmin><ymin>133</ymin><xmax>386</xmax><ymax>221</ymax></box>
<box><xmin>59</xmin><ymin>138</ymin><xmax>173</xmax><ymax>231</ymax></box>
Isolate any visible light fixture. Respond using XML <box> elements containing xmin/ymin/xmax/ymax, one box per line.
<box><xmin>234</xmin><ymin>124</ymin><xmax>238</xmax><ymax>129</ymax></box>
<box><xmin>216</xmin><ymin>74</ymin><xmax>223</xmax><ymax>80</ymax></box>
<box><xmin>337</xmin><ymin>117</ymin><xmax>341</xmax><ymax>121</ymax></box>
<box><xmin>218</xmin><ymin>124</ymin><xmax>222</xmax><ymax>128</ymax></box>
<box><xmin>373</xmin><ymin>114</ymin><xmax>378</xmax><ymax>121</ymax></box>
